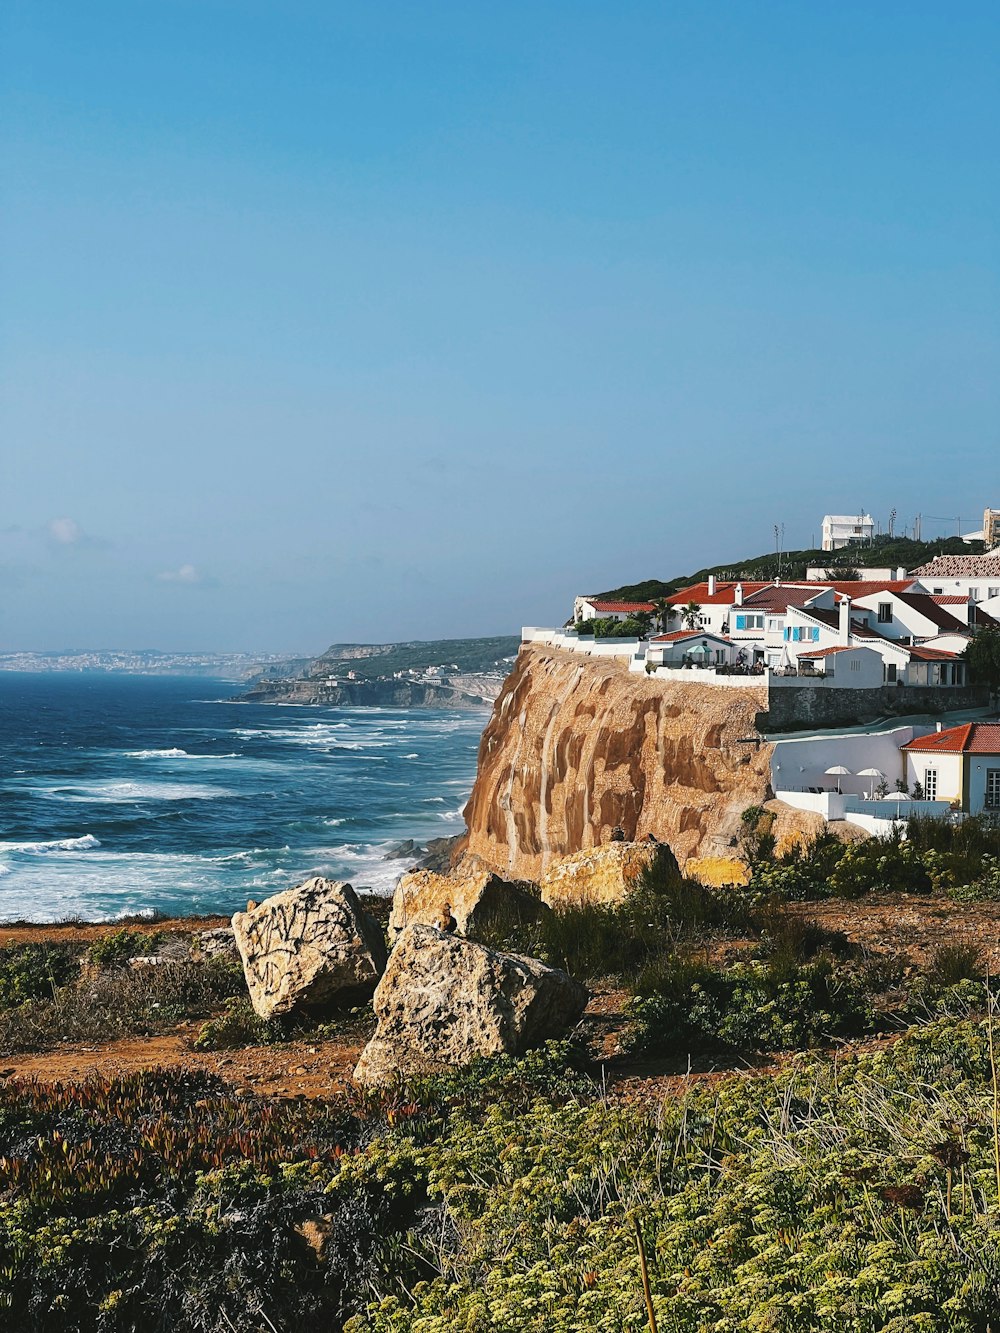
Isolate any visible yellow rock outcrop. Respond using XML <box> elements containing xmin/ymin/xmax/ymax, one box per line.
<box><xmin>538</xmin><ymin>841</ymin><xmax>670</xmax><ymax>908</ymax></box>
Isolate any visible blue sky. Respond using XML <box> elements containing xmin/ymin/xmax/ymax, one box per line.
<box><xmin>2</xmin><ymin>1</ymin><xmax>998</xmax><ymax>652</ymax></box>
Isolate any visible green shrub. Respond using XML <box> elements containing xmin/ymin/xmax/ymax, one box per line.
<box><xmin>0</xmin><ymin>942</ymin><xmax>80</xmax><ymax>1009</ymax></box>
<box><xmin>625</xmin><ymin>951</ymin><xmax>873</xmax><ymax>1055</ymax></box>
<box><xmin>193</xmin><ymin>997</ymin><xmax>288</xmax><ymax>1049</ymax></box>
<box><xmin>87</xmin><ymin>927</ymin><xmax>164</xmax><ymax>970</ymax></box>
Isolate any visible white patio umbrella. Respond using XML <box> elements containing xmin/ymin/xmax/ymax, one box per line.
<box><xmin>824</xmin><ymin>764</ymin><xmax>853</xmax><ymax>794</ymax></box>
<box><xmin>856</xmin><ymin>767</ymin><xmax>886</xmax><ymax>799</ymax></box>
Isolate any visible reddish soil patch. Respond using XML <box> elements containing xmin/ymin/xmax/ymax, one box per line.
<box><xmin>3</xmin><ymin>893</ymin><xmax>998</xmax><ymax>1102</ymax></box>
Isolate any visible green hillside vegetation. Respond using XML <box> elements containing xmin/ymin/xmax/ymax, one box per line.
<box><xmin>307</xmin><ymin>636</ymin><xmax>520</xmax><ymax>681</ymax></box>
<box><xmin>597</xmin><ymin>535</ymin><xmax>987</xmax><ymax>602</ymax></box>
<box><xmin>7</xmin><ymin>820</ymin><xmax>1000</xmax><ymax>1327</ymax></box>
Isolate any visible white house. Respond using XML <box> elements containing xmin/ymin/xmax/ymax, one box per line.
<box><xmin>909</xmin><ymin>554</ymin><xmax>1000</xmax><ymax>605</ymax></box>
<box><xmin>574</xmin><ymin>596</ymin><xmax>656</xmax><ymax>625</ymax></box>
<box><xmin>822</xmin><ymin>513</ymin><xmax>875</xmax><ymax>552</ymax></box>
<box><xmin>850</xmin><ymin>589</ymin><xmax>975</xmax><ymax>643</ymax></box>
<box><xmin>902</xmin><ymin>723</ymin><xmax>1000</xmax><ymax>812</ymax></box>
<box><xmin>646</xmin><ymin>629</ymin><xmax>736</xmax><ymax>669</ymax></box>
<box><xmin>789</xmin><ymin>645</ymin><xmax>885</xmax><ymax>689</ymax></box>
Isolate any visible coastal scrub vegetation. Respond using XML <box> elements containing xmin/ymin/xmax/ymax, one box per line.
<box><xmin>7</xmin><ymin>1022</ymin><xmax>1000</xmax><ymax>1329</ymax></box>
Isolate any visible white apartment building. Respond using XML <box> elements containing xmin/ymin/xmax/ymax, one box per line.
<box><xmin>821</xmin><ymin>513</ymin><xmax>875</xmax><ymax>551</ymax></box>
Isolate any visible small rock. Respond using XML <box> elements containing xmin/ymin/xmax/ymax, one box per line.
<box><xmin>390</xmin><ymin>866</ymin><xmax>547</xmax><ymax>940</ymax></box>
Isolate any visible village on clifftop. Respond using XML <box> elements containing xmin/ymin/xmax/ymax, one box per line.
<box><xmin>524</xmin><ymin>507</ymin><xmax>1000</xmax><ymax>837</ymax></box>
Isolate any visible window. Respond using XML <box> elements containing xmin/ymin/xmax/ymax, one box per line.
<box><xmin>850</xmin><ymin>660</ymin><xmax>861</xmax><ymax>672</ymax></box>
<box><xmin>924</xmin><ymin>769</ymin><xmax>938</xmax><ymax>801</ymax></box>
<box><xmin>735</xmin><ymin>614</ymin><xmax>763</xmax><ymax>631</ymax></box>
<box><xmin>990</xmin><ymin>588</ymin><xmax>1000</xmax><ymax>600</ymax></box>
<box><xmin>877</xmin><ymin>602</ymin><xmax>893</xmax><ymax>623</ymax></box>
<box><xmin>885</xmin><ymin>663</ymin><xmax>897</xmax><ymax>683</ymax></box>
<box><xmin>933</xmin><ymin>587</ymin><xmax>943</xmax><ymax>594</ymax></box>
<box><xmin>987</xmin><ymin>770</ymin><xmax>1000</xmax><ymax>809</ymax></box>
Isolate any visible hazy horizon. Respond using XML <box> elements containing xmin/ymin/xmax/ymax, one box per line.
<box><xmin>3</xmin><ymin>2</ymin><xmax>998</xmax><ymax>655</ymax></box>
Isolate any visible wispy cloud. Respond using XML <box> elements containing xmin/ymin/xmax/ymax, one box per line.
<box><xmin>157</xmin><ymin>563</ymin><xmax>203</xmax><ymax>585</ymax></box>
<box><xmin>45</xmin><ymin>517</ymin><xmax>108</xmax><ymax>551</ymax></box>
<box><xmin>48</xmin><ymin>516</ymin><xmax>83</xmax><ymax>545</ymax></box>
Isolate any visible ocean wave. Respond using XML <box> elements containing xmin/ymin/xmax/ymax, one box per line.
<box><xmin>126</xmin><ymin>748</ymin><xmax>190</xmax><ymax>758</ymax></box>
<box><xmin>38</xmin><ymin>780</ymin><xmax>235</xmax><ymax>803</ymax></box>
<box><xmin>324</xmin><ymin>817</ymin><xmax>347</xmax><ymax>826</ymax></box>
<box><xmin>0</xmin><ymin>834</ymin><xmax>102</xmax><ymax>853</ymax></box>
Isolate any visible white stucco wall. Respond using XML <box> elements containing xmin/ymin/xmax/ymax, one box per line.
<box><xmin>903</xmin><ymin>751</ymin><xmax>963</xmax><ymax>804</ymax></box>
<box><xmin>770</xmin><ymin>725</ymin><xmax>923</xmax><ymax>796</ymax></box>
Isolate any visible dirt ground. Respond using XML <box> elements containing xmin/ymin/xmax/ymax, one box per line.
<box><xmin>3</xmin><ymin>891</ymin><xmax>998</xmax><ymax>1100</ymax></box>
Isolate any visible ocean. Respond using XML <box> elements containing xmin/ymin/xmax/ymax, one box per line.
<box><xmin>0</xmin><ymin>673</ymin><xmax>488</xmax><ymax>923</ymax></box>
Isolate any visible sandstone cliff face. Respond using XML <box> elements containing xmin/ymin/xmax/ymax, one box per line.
<box><xmin>461</xmin><ymin>645</ymin><xmax>774</xmax><ymax>881</ymax></box>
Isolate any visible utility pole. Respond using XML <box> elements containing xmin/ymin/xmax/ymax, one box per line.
<box><xmin>915</xmin><ymin>513</ymin><xmax>922</xmax><ymax>542</ymax></box>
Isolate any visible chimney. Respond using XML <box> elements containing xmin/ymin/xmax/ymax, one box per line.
<box><xmin>707</xmin><ymin>574</ymin><xmax>716</xmax><ymax>596</ymax></box>
<box><xmin>937</xmin><ymin>722</ymin><xmax>943</xmax><ymax>732</ymax></box>
<box><xmin>895</xmin><ymin>566</ymin><xmax>906</xmax><ymax>580</ymax></box>
<box><xmin>734</xmin><ymin>582</ymin><xmax>743</xmax><ymax>607</ymax></box>
<box><xmin>839</xmin><ymin>595</ymin><xmax>852</xmax><ymax>646</ymax></box>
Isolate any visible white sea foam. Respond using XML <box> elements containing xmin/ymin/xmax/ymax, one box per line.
<box><xmin>0</xmin><ymin>834</ymin><xmax>101</xmax><ymax>853</ymax></box>
<box><xmin>38</xmin><ymin>780</ymin><xmax>234</xmax><ymax>803</ymax></box>
<box><xmin>126</xmin><ymin>748</ymin><xmax>190</xmax><ymax>758</ymax></box>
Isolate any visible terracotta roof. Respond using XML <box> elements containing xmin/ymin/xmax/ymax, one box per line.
<box><xmin>826</xmin><ymin>580</ymin><xmax>916</xmax><ymax>597</ymax></box>
<box><xmin>741</xmin><ymin>586</ymin><xmax>828</xmax><ymax>612</ymax></box>
<box><xmin>911</xmin><ymin>555</ymin><xmax>1000</xmax><ymax>577</ymax></box>
<box><xmin>906</xmin><ymin>645</ymin><xmax>963</xmax><ymax>662</ymax></box>
<box><xmin>666</xmin><ymin>581</ymin><xmax>772</xmax><ymax>606</ymax></box>
<box><xmin>584</xmin><ymin>600</ymin><xmax>655</xmax><ymax>614</ymax></box>
<box><xmin>903</xmin><ymin>723</ymin><xmax>1000</xmax><ymax>755</ymax></box>
<box><xmin>650</xmin><ymin>630</ymin><xmax>730</xmax><ymax>644</ymax></box>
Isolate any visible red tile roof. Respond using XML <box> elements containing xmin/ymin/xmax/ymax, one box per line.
<box><xmin>906</xmin><ymin>645</ymin><xmax>963</xmax><ymax>662</ymax></box>
<box><xmin>650</xmin><ymin>630</ymin><xmax>730</xmax><ymax>644</ymax></box>
<box><xmin>903</xmin><ymin>723</ymin><xmax>1000</xmax><ymax>755</ymax></box>
<box><xmin>584</xmin><ymin>600</ymin><xmax>655</xmax><ymax>614</ymax></box>
<box><xmin>827</xmin><ymin>580</ymin><xmax>916</xmax><ymax>597</ymax></box>
<box><xmin>666</xmin><ymin>581</ymin><xmax>772</xmax><ymax>606</ymax></box>
<box><xmin>741</xmin><ymin>586</ymin><xmax>828</xmax><ymax>612</ymax></box>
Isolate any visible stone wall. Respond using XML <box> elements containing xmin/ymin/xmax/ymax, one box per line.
<box><xmin>758</xmin><ymin>683</ymin><xmax>989</xmax><ymax>733</ymax></box>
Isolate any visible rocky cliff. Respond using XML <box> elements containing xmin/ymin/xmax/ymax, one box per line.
<box><xmin>461</xmin><ymin>645</ymin><xmax>774</xmax><ymax>880</ymax></box>
<box><xmin>240</xmin><ymin>675</ymin><xmax>498</xmax><ymax>709</ymax></box>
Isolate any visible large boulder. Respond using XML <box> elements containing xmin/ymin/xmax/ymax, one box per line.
<box><xmin>353</xmin><ymin>925</ymin><xmax>588</xmax><ymax>1086</ymax></box>
<box><xmin>233</xmin><ymin>877</ymin><xmax>387</xmax><ymax>1020</ymax></box>
<box><xmin>389</xmin><ymin>865</ymin><xmax>546</xmax><ymax>940</ymax></box>
<box><xmin>539</xmin><ymin>840</ymin><xmax>680</xmax><ymax>909</ymax></box>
